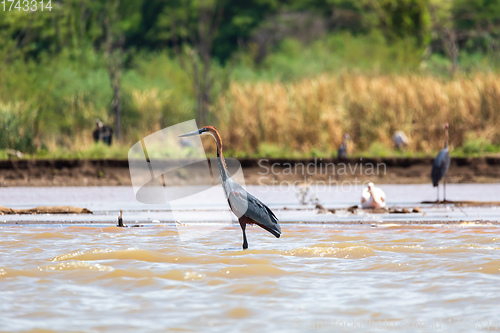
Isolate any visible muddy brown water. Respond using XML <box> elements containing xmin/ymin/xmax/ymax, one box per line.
<box><xmin>1</xmin><ymin>185</ymin><xmax>500</xmax><ymax>332</ymax></box>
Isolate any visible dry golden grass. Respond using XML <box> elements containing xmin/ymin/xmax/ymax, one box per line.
<box><xmin>215</xmin><ymin>73</ymin><xmax>500</xmax><ymax>155</ymax></box>
<box><xmin>130</xmin><ymin>88</ymin><xmax>172</xmax><ymax>134</ymax></box>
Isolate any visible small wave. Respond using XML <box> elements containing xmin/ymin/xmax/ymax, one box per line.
<box><xmin>98</xmin><ymin>268</ymin><xmax>206</xmax><ymax>281</ymax></box>
<box><xmin>1</xmin><ymin>262</ymin><xmax>113</xmax><ymax>278</ymax></box>
<box><xmin>26</xmin><ymin>232</ymin><xmax>73</xmax><ymax>240</ymax></box>
<box><xmin>158</xmin><ymin>270</ymin><xmax>206</xmax><ymax>281</ymax></box>
<box><xmin>451</xmin><ymin>260</ymin><xmax>500</xmax><ymax>275</ymax></box>
<box><xmin>227</xmin><ymin>307</ymin><xmax>252</xmax><ymax>319</ymax></box>
<box><xmin>215</xmin><ymin>264</ymin><xmax>286</xmax><ymax>277</ymax></box>
<box><xmin>38</xmin><ymin>261</ymin><xmax>114</xmax><ymax>272</ymax></box>
<box><xmin>52</xmin><ymin>248</ymin><xmax>172</xmax><ymax>263</ymax></box>
<box><xmin>224</xmin><ymin>281</ymin><xmax>280</xmax><ymax>296</ymax></box>
<box><xmin>364</xmin><ymin>262</ymin><xmax>413</xmax><ymax>272</ymax></box>
<box><xmin>374</xmin><ymin>243</ymin><xmax>499</xmax><ymax>254</ymax></box>
<box><xmin>285</xmin><ymin>245</ymin><xmax>374</xmax><ymax>259</ymax></box>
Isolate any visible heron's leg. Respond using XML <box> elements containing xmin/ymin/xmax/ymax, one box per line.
<box><xmin>437</xmin><ymin>185</ymin><xmax>439</xmax><ymax>204</ymax></box>
<box><xmin>444</xmin><ymin>175</ymin><xmax>447</xmax><ymax>203</ymax></box>
<box><xmin>242</xmin><ymin>229</ymin><xmax>248</xmax><ymax>250</ymax></box>
<box><xmin>239</xmin><ymin>218</ymin><xmax>248</xmax><ymax>250</ymax></box>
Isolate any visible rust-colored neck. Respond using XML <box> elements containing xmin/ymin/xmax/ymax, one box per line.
<box><xmin>205</xmin><ymin>126</ymin><xmax>229</xmax><ymax>181</ymax></box>
<box><xmin>206</xmin><ymin>126</ymin><xmax>223</xmax><ymax>155</ymax></box>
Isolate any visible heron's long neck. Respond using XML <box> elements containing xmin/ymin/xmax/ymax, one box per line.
<box><xmin>211</xmin><ymin>131</ymin><xmax>230</xmax><ymax>182</ymax></box>
<box><xmin>444</xmin><ymin>128</ymin><xmax>449</xmax><ymax>148</ymax></box>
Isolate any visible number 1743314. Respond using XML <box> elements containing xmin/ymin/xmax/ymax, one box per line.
<box><xmin>2</xmin><ymin>0</ymin><xmax>52</xmax><ymax>11</ymax></box>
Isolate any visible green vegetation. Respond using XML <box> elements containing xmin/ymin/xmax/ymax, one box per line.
<box><xmin>0</xmin><ymin>0</ymin><xmax>499</xmax><ymax>159</ymax></box>
<box><xmin>454</xmin><ymin>133</ymin><xmax>500</xmax><ymax>157</ymax></box>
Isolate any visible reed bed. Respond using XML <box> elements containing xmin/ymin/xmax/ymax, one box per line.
<box><xmin>2</xmin><ymin>73</ymin><xmax>499</xmax><ymax>158</ymax></box>
<box><xmin>216</xmin><ymin>73</ymin><xmax>500</xmax><ymax>155</ymax></box>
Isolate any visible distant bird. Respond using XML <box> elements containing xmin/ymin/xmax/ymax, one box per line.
<box><xmin>393</xmin><ymin>131</ymin><xmax>409</xmax><ymax>150</ymax></box>
<box><xmin>93</xmin><ymin>120</ymin><xmax>113</xmax><ymax>146</ymax></box>
<box><xmin>179</xmin><ymin>126</ymin><xmax>281</xmax><ymax>249</ymax></box>
<box><xmin>117</xmin><ymin>210</ymin><xmax>127</xmax><ymax>227</ymax></box>
<box><xmin>6</xmin><ymin>149</ymin><xmax>23</xmax><ymax>159</ymax></box>
<box><xmin>361</xmin><ymin>182</ymin><xmax>386</xmax><ymax>209</ymax></box>
<box><xmin>338</xmin><ymin>134</ymin><xmax>350</xmax><ymax>160</ymax></box>
<box><xmin>431</xmin><ymin>123</ymin><xmax>451</xmax><ymax>202</ymax></box>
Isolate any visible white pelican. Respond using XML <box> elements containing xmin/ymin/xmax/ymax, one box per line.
<box><xmin>361</xmin><ymin>182</ymin><xmax>386</xmax><ymax>209</ymax></box>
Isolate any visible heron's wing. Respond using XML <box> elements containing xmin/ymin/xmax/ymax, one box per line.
<box><xmin>225</xmin><ymin>181</ymin><xmax>281</xmax><ymax>238</ymax></box>
<box><xmin>242</xmin><ymin>192</ymin><xmax>281</xmax><ymax>238</ymax></box>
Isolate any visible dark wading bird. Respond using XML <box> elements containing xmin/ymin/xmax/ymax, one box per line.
<box><xmin>93</xmin><ymin>119</ymin><xmax>113</xmax><ymax>146</ymax></box>
<box><xmin>179</xmin><ymin>126</ymin><xmax>281</xmax><ymax>249</ymax></box>
<box><xmin>431</xmin><ymin>123</ymin><xmax>451</xmax><ymax>203</ymax></box>
<box><xmin>338</xmin><ymin>134</ymin><xmax>350</xmax><ymax>160</ymax></box>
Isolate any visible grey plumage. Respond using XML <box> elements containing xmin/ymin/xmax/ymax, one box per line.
<box><xmin>431</xmin><ymin>147</ymin><xmax>450</xmax><ymax>187</ymax></box>
<box><xmin>338</xmin><ymin>143</ymin><xmax>347</xmax><ymax>160</ymax></box>
<box><xmin>431</xmin><ymin>123</ymin><xmax>451</xmax><ymax>202</ymax></box>
<box><xmin>338</xmin><ymin>134</ymin><xmax>350</xmax><ymax>159</ymax></box>
<box><xmin>228</xmin><ymin>185</ymin><xmax>281</xmax><ymax>238</ymax></box>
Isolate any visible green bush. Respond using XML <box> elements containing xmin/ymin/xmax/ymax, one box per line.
<box><xmin>461</xmin><ymin>133</ymin><xmax>495</xmax><ymax>155</ymax></box>
<box><xmin>367</xmin><ymin>141</ymin><xmax>393</xmax><ymax>157</ymax></box>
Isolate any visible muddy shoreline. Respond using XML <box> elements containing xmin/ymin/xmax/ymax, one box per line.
<box><xmin>0</xmin><ymin>157</ymin><xmax>499</xmax><ymax>186</ymax></box>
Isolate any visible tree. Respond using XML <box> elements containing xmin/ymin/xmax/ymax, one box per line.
<box><xmin>158</xmin><ymin>0</ymin><xmax>225</xmax><ymax>125</ymax></box>
<box><xmin>452</xmin><ymin>0</ymin><xmax>500</xmax><ymax>56</ymax></box>
<box><xmin>98</xmin><ymin>0</ymin><xmax>143</xmax><ymax>140</ymax></box>
<box><xmin>103</xmin><ymin>0</ymin><xmax>125</xmax><ymax>141</ymax></box>
<box><xmin>380</xmin><ymin>0</ymin><xmax>431</xmax><ymax>47</ymax></box>
<box><xmin>429</xmin><ymin>0</ymin><xmax>460</xmax><ymax>76</ymax></box>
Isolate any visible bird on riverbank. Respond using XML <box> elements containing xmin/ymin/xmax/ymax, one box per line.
<box><xmin>179</xmin><ymin>126</ymin><xmax>281</xmax><ymax>249</ymax></box>
<box><xmin>338</xmin><ymin>134</ymin><xmax>350</xmax><ymax>160</ymax></box>
<box><xmin>361</xmin><ymin>182</ymin><xmax>386</xmax><ymax>209</ymax></box>
<box><xmin>93</xmin><ymin>120</ymin><xmax>113</xmax><ymax>146</ymax></box>
<box><xmin>431</xmin><ymin>123</ymin><xmax>451</xmax><ymax>203</ymax></box>
<box><xmin>393</xmin><ymin>131</ymin><xmax>409</xmax><ymax>150</ymax></box>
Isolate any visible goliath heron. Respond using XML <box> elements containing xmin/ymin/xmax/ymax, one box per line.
<box><xmin>431</xmin><ymin>123</ymin><xmax>451</xmax><ymax>202</ymax></box>
<box><xmin>393</xmin><ymin>131</ymin><xmax>409</xmax><ymax>150</ymax></box>
<box><xmin>338</xmin><ymin>134</ymin><xmax>350</xmax><ymax>160</ymax></box>
<box><xmin>361</xmin><ymin>182</ymin><xmax>386</xmax><ymax>209</ymax></box>
<box><xmin>179</xmin><ymin>126</ymin><xmax>281</xmax><ymax>249</ymax></box>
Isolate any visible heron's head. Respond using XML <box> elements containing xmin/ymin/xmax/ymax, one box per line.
<box><xmin>367</xmin><ymin>182</ymin><xmax>374</xmax><ymax>190</ymax></box>
<box><xmin>443</xmin><ymin>123</ymin><xmax>449</xmax><ymax>129</ymax></box>
<box><xmin>343</xmin><ymin>134</ymin><xmax>351</xmax><ymax>140</ymax></box>
<box><xmin>179</xmin><ymin>127</ymin><xmax>210</xmax><ymax>137</ymax></box>
<box><xmin>180</xmin><ymin>126</ymin><xmax>221</xmax><ymax>138</ymax></box>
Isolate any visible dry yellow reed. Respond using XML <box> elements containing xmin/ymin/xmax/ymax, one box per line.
<box><xmin>216</xmin><ymin>73</ymin><xmax>500</xmax><ymax>155</ymax></box>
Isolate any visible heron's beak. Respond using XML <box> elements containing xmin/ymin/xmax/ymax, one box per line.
<box><xmin>179</xmin><ymin>129</ymin><xmax>202</xmax><ymax>137</ymax></box>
